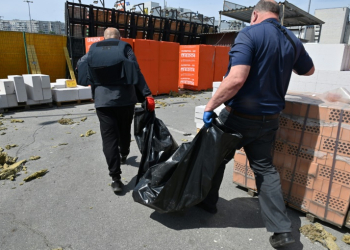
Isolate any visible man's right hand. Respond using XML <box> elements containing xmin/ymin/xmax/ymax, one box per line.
<box><xmin>145</xmin><ymin>96</ymin><xmax>155</xmax><ymax>112</ymax></box>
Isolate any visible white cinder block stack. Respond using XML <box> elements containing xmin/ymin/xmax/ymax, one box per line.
<box><xmin>0</xmin><ymin>79</ymin><xmax>17</xmax><ymax>108</ymax></box>
<box><xmin>76</xmin><ymin>85</ymin><xmax>92</xmax><ymax>100</ymax></box>
<box><xmin>289</xmin><ymin>44</ymin><xmax>350</xmax><ymax>94</ymax></box>
<box><xmin>51</xmin><ymin>79</ymin><xmax>92</xmax><ymax>102</ymax></box>
<box><xmin>22</xmin><ymin>74</ymin><xmax>52</xmax><ymax>105</ymax></box>
<box><xmin>195</xmin><ymin>81</ymin><xmax>225</xmax><ymax>129</ymax></box>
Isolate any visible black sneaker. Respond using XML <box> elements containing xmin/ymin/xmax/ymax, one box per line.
<box><xmin>269</xmin><ymin>232</ymin><xmax>295</xmax><ymax>248</ymax></box>
<box><xmin>120</xmin><ymin>155</ymin><xmax>127</xmax><ymax>165</ymax></box>
<box><xmin>195</xmin><ymin>202</ymin><xmax>218</xmax><ymax>214</ymax></box>
<box><xmin>111</xmin><ymin>179</ymin><xmax>124</xmax><ymax>193</ymax></box>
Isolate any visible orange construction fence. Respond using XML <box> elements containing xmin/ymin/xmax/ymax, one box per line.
<box><xmin>158</xmin><ymin>41</ymin><xmax>180</xmax><ymax>94</ymax></box>
<box><xmin>213</xmin><ymin>46</ymin><xmax>230</xmax><ymax>82</ymax></box>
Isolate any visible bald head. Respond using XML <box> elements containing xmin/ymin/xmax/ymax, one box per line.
<box><xmin>250</xmin><ymin>0</ymin><xmax>280</xmax><ymax>25</ymax></box>
<box><xmin>104</xmin><ymin>28</ymin><xmax>121</xmax><ymax>40</ymax></box>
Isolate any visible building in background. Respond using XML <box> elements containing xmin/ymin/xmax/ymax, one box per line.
<box><xmin>314</xmin><ymin>7</ymin><xmax>350</xmax><ymax>44</ymax></box>
<box><xmin>0</xmin><ymin>20</ymin><xmax>65</xmax><ymax>35</ymax></box>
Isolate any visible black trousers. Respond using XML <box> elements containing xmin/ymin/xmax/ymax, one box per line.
<box><xmin>96</xmin><ymin>105</ymin><xmax>135</xmax><ymax>179</ymax></box>
<box><xmin>202</xmin><ymin>108</ymin><xmax>292</xmax><ymax>233</ymax></box>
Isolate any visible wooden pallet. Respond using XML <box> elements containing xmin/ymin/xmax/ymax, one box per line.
<box><xmin>54</xmin><ymin>99</ymin><xmax>93</xmax><ymax>107</ymax></box>
<box><xmin>0</xmin><ymin>102</ymin><xmax>53</xmax><ymax>113</ymax></box>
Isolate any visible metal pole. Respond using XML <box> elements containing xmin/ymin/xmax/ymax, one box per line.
<box><xmin>24</xmin><ymin>1</ymin><xmax>33</xmax><ymax>33</ymax></box>
<box><xmin>308</xmin><ymin>0</ymin><xmax>312</xmax><ymax>13</ymax></box>
<box><xmin>281</xmin><ymin>4</ymin><xmax>285</xmax><ymax>26</ymax></box>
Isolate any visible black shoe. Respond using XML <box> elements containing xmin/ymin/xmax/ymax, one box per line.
<box><xmin>195</xmin><ymin>202</ymin><xmax>218</xmax><ymax>214</ymax></box>
<box><xmin>120</xmin><ymin>155</ymin><xmax>127</xmax><ymax>165</ymax></box>
<box><xmin>111</xmin><ymin>179</ymin><xmax>124</xmax><ymax>193</ymax></box>
<box><xmin>269</xmin><ymin>232</ymin><xmax>295</xmax><ymax>248</ymax></box>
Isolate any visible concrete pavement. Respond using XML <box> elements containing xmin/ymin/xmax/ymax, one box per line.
<box><xmin>0</xmin><ymin>92</ymin><xmax>349</xmax><ymax>250</ymax></box>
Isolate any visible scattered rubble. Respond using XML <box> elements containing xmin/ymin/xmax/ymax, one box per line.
<box><xmin>181</xmin><ymin>139</ymin><xmax>188</xmax><ymax>142</ymax></box>
<box><xmin>58</xmin><ymin>143</ymin><xmax>68</xmax><ymax>146</ymax></box>
<box><xmin>169</xmin><ymin>90</ymin><xmax>196</xmax><ymax>98</ymax></box>
<box><xmin>81</xmin><ymin>117</ymin><xmax>87</xmax><ymax>122</ymax></box>
<box><xmin>58</xmin><ymin>118</ymin><xmax>74</xmax><ymax>125</ymax></box>
<box><xmin>5</xmin><ymin>144</ymin><xmax>18</xmax><ymax>150</ymax></box>
<box><xmin>23</xmin><ymin>169</ymin><xmax>48</xmax><ymax>182</ymax></box>
<box><xmin>85</xmin><ymin>130</ymin><xmax>96</xmax><ymax>137</ymax></box>
<box><xmin>343</xmin><ymin>235</ymin><xmax>350</xmax><ymax>244</ymax></box>
<box><xmin>10</xmin><ymin>119</ymin><xmax>24</xmax><ymax>123</ymax></box>
<box><xmin>155</xmin><ymin>100</ymin><xmax>167</xmax><ymax>107</ymax></box>
<box><xmin>1</xmin><ymin>132</ymin><xmax>5</xmax><ymax>135</ymax></box>
<box><xmin>0</xmin><ymin>127</ymin><xmax>7</xmax><ymax>131</ymax></box>
<box><xmin>300</xmin><ymin>223</ymin><xmax>339</xmax><ymax>250</ymax></box>
<box><xmin>0</xmin><ymin>114</ymin><xmax>3</xmax><ymax>117</ymax></box>
<box><xmin>0</xmin><ymin>121</ymin><xmax>3</xmax><ymax>126</ymax></box>
<box><xmin>0</xmin><ymin>160</ymin><xmax>26</xmax><ymax>180</ymax></box>
<box><xmin>29</xmin><ymin>156</ymin><xmax>41</xmax><ymax>161</ymax></box>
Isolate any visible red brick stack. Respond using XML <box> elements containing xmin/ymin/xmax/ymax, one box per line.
<box><xmin>232</xmin><ymin>92</ymin><xmax>350</xmax><ymax>228</ymax></box>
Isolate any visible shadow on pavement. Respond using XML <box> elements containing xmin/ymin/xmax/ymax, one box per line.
<box><xmin>115</xmin><ymin>175</ymin><xmax>137</xmax><ymax>197</ymax></box>
<box><xmin>126</xmin><ymin>156</ymin><xmax>139</xmax><ymax>168</ymax></box>
<box><xmin>149</xmin><ymin>197</ymin><xmax>304</xmax><ymax>249</ymax></box>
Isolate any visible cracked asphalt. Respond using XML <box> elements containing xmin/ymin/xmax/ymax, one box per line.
<box><xmin>0</xmin><ymin>92</ymin><xmax>349</xmax><ymax>250</ymax></box>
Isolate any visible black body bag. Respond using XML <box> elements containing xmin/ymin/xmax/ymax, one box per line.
<box><xmin>133</xmin><ymin>106</ymin><xmax>242</xmax><ymax>213</ymax></box>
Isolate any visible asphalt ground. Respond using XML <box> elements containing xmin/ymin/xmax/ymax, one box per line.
<box><xmin>0</xmin><ymin>91</ymin><xmax>349</xmax><ymax>250</ymax></box>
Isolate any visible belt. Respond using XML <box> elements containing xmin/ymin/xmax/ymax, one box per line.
<box><xmin>225</xmin><ymin>106</ymin><xmax>279</xmax><ymax>121</ymax></box>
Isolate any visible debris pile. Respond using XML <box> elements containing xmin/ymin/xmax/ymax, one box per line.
<box><xmin>58</xmin><ymin>118</ymin><xmax>74</xmax><ymax>125</ymax></box>
<box><xmin>300</xmin><ymin>223</ymin><xmax>339</xmax><ymax>250</ymax></box>
<box><xmin>0</xmin><ymin>160</ymin><xmax>26</xmax><ymax>181</ymax></box>
<box><xmin>169</xmin><ymin>90</ymin><xmax>196</xmax><ymax>98</ymax></box>
<box><xmin>10</xmin><ymin>119</ymin><xmax>24</xmax><ymax>123</ymax></box>
<box><xmin>23</xmin><ymin>169</ymin><xmax>48</xmax><ymax>182</ymax></box>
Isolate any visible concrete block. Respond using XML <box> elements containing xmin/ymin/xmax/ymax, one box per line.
<box><xmin>0</xmin><ymin>94</ymin><xmax>8</xmax><ymax>108</ymax></box>
<box><xmin>8</xmin><ymin>75</ymin><xmax>27</xmax><ymax>102</ymax></box>
<box><xmin>195</xmin><ymin>105</ymin><xmax>205</xmax><ymax>113</ymax></box>
<box><xmin>0</xmin><ymin>79</ymin><xmax>15</xmax><ymax>94</ymax></box>
<box><xmin>56</xmin><ymin>79</ymin><xmax>69</xmax><ymax>88</ymax></box>
<box><xmin>33</xmin><ymin>74</ymin><xmax>51</xmax><ymax>89</ymax></box>
<box><xmin>7</xmin><ymin>94</ymin><xmax>18</xmax><ymax>107</ymax></box>
<box><xmin>52</xmin><ymin>88</ymin><xmax>79</xmax><ymax>102</ymax></box>
<box><xmin>50</xmin><ymin>82</ymin><xmax>66</xmax><ymax>89</ymax></box>
<box><xmin>76</xmin><ymin>86</ymin><xmax>92</xmax><ymax>100</ymax></box>
<box><xmin>22</xmin><ymin>75</ymin><xmax>44</xmax><ymax>101</ymax></box>
<box><xmin>213</xmin><ymin>82</ymin><xmax>221</xmax><ymax>88</ymax></box>
<box><xmin>304</xmin><ymin>44</ymin><xmax>349</xmax><ymax>71</ymax></box>
<box><xmin>43</xmin><ymin>88</ymin><xmax>52</xmax><ymax>100</ymax></box>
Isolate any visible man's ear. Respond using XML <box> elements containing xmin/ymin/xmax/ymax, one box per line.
<box><xmin>250</xmin><ymin>11</ymin><xmax>258</xmax><ymax>25</ymax></box>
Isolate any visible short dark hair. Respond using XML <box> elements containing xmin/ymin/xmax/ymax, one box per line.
<box><xmin>254</xmin><ymin>0</ymin><xmax>280</xmax><ymax>15</ymax></box>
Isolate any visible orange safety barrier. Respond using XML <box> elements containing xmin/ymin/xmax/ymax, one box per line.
<box><xmin>121</xmin><ymin>38</ymin><xmax>134</xmax><ymax>49</ymax></box>
<box><xmin>133</xmin><ymin>39</ymin><xmax>159</xmax><ymax>95</ymax></box>
<box><xmin>213</xmin><ymin>46</ymin><xmax>230</xmax><ymax>82</ymax></box>
<box><xmin>85</xmin><ymin>37</ymin><xmax>104</xmax><ymax>53</ymax></box>
<box><xmin>158</xmin><ymin>41</ymin><xmax>179</xmax><ymax>94</ymax></box>
<box><xmin>179</xmin><ymin>45</ymin><xmax>215</xmax><ymax>91</ymax></box>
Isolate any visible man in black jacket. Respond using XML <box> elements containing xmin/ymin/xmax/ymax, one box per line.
<box><xmin>87</xmin><ymin>28</ymin><xmax>154</xmax><ymax>193</ymax></box>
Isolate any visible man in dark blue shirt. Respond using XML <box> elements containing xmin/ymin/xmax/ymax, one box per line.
<box><xmin>202</xmin><ymin>0</ymin><xmax>314</xmax><ymax>248</ymax></box>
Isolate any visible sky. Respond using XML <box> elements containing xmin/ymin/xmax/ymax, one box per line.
<box><xmin>1</xmin><ymin>0</ymin><xmax>350</xmax><ymax>22</ymax></box>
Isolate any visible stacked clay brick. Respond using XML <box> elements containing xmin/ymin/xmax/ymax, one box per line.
<box><xmin>233</xmin><ymin>92</ymin><xmax>350</xmax><ymax>228</ymax></box>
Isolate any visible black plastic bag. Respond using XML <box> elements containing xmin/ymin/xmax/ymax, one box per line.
<box><xmin>133</xmin><ymin>113</ymin><xmax>242</xmax><ymax>213</ymax></box>
<box><xmin>134</xmin><ymin>106</ymin><xmax>178</xmax><ymax>183</ymax></box>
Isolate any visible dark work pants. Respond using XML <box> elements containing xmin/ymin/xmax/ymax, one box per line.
<box><xmin>202</xmin><ymin>108</ymin><xmax>292</xmax><ymax>233</ymax></box>
<box><xmin>96</xmin><ymin>105</ymin><xmax>135</xmax><ymax>180</ymax></box>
